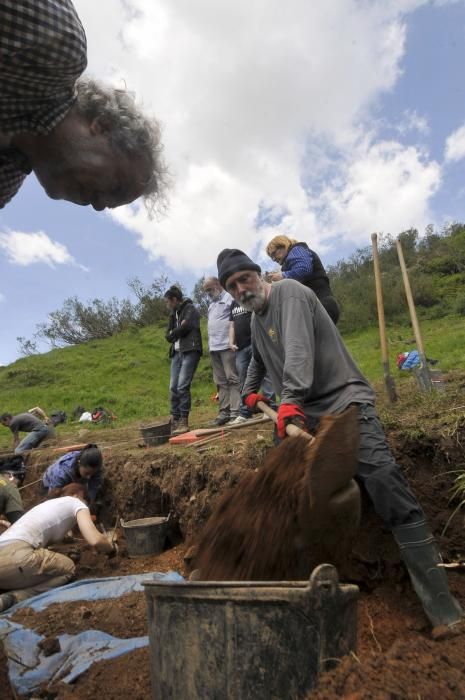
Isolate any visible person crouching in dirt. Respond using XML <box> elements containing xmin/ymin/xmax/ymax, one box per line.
<box><xmin>0</xmin><ymin>462</ymin><xmax>26</xmax><ymax>528</ymax></box>
<box><xmin>164</xmin><ymin>285</ymin><xmax>203</xmax><ymax>435</ymax></box>
<box><xmin>0</xmin><ymin>483</ymin><xmax>117</xmax><ymax>613</ymax></box>
<box><xmin>217</xmin><ymin>247</ymin><xmax>464</xmax><ymax>638</ymax></box>
<box><xmin>0</xmin><ymin>411</ymin><xmax>51</xmax><ymax>454</ymax></box>
<box><xmin>41</xmin><ymin>444</ymin><xmax>103</xmax><ymax>511</ymax></box>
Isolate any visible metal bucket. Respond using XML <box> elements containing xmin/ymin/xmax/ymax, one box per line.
<box><xmin>140</xmin><ymin>421</ymin><xmax>171</xmax><ymax>447</ymax></box>
<box><xmin>121</xmin><ymin>516</ymin><xmax>169</xmax><ymax>558</ymax></box>
<box><xmin>144</xmin><ymin>564</ymin><xmax>358</xmax><ymax>700</ymax></box>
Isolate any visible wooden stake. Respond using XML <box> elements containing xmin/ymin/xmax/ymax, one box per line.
<box><xmin>371</xmin><ymin>233</ymin><xmax>397</xmax><ymax>402</ymax></box>
<box><xmin>396</xmin><ymin>237</ymin><xmax>432</xmax><ymax>392</ymax></box>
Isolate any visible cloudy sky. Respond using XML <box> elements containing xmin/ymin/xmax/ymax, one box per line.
<box><xmin>1</xmin><ymin>0</ymin><xmax>465</xmax><ymax>364</ymax></box>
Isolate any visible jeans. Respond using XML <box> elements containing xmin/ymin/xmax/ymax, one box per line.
<box><xmin>15</xmin><ymin>425</ymin><xmax>50</xmax><ymax>454</ymax></box>
<box><xmin>301</xmin><ymin>403</ymin><xmax>424</xmax><ymax>528</ymax></box>
<box><xmin>170</xmin><ymin>351</ymin><xmax>201</xmax><ymax>419</ymax></box>
<box><xmin>235</xmin><ymin>345</ymin><xmax>276</xmax><ymax>417</ymax></box>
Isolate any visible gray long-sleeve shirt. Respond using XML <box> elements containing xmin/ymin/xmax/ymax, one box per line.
<box><xmin>243</xmin><ymin>279</ymin><xmax>374</xmax><ymax>418</ymax></box>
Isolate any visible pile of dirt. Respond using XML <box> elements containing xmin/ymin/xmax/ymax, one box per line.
<box><xmin>11</xmin><ymin>591</ymin><xmax>147</xmax><ymax>639</ymax></box>
<box><xmin>194</xmin><ymin>436</ymin><xmax>312</xmax><ymax>580</ymax></box>
<box><xmin>0</xmin><ymin>643</ymin><xmax>14</xmax><ymax>700</ymax></box>
<box><xmin>51</xmin><ymin>647</ymin><xmax>150</xmax><ymax>700</ymax></box>
<box><xmin>195</xmin><ymin>410</ymin><xmax>359</xmax><ymax>581</ymax></box>
<box><xmin>310</xmin><ymin>575</ymin><xmax>465</xmax><ymax>699</ymax></box>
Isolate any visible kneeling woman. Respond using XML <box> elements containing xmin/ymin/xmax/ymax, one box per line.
<box><xmin>42</xmin><ymin>444</ymin><xmax>103</xmax><ymax>505</ymax></box>
<box><xmin>0</xmin><ymin>484</ymin><xmax>116</xmax><ymax>612</ymax></box>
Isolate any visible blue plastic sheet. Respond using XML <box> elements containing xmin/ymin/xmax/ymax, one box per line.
<box><xmin>0</xmin><ymin>570</ymin><xmax>183</xmax><ymax>694</ymax></box>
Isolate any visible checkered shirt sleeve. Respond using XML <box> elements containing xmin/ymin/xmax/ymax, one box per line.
<box><xmin>0</xmin><ymin>0</ymin><xmax>87</xmax><ymax>207</ymax></box>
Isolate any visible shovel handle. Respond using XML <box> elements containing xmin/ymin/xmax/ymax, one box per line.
<box><xmin>256</xmin><ymin>401</ymin><xmax>314</xmax><ymax>441</ymax></box>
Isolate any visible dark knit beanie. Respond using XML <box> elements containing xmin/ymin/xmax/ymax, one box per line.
<box><xmin>164</xmin><ymin>285</ymin><xmax>183</xmax><ymax>301</ymax></box>
<box><xmin>217</xmin><ymin>249</ymin><xmax>261</xmax><ymax>289</ymax></box>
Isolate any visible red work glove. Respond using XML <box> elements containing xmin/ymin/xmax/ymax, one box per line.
<box><xmin>244</xmin><ymin>393</ymin><xmax>269</xmax><ymax>412</ymax></box>
<box><xmin>276</xmin><ymin>404</ymin><xmax>306</xmax><ymax>439</ymax></box>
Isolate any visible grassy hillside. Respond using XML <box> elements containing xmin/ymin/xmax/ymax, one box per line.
<box><xmin>0</xmin><ymin>315</ymin><xmax>464</xmax><ymax>451</ymax></box>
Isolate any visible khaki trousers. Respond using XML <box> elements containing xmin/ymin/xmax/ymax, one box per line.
<box><xmin>0</xmin><ymin>541</ymin><xmax>75</xmax><ymax>602</ymax></box>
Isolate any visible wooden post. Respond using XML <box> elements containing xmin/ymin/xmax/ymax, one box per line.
<box><xmin>371</xmin><ymin>233</ymin><xmax>397</xmax><ymax>402</ymax></box>
<box><xmin>396</xmin><ymin>237</ymin><xmax>433</xmax><ymax>392</ymax></box>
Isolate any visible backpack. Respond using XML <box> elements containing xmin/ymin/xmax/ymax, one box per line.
<box><xmin>50</xmin><ymin>410</ymin><xmax>67</xmax><ymax>426</ymax></box>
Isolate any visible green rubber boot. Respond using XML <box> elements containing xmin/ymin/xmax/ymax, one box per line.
<box><xmin>393</xmin><ymin>519</ymin><xmax>463</xmax><ymax>629</ymax></box>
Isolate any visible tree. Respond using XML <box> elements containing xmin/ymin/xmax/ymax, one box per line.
<box><xmin>192</xmin><ymin>276</ymin><xmax>210</xmax><ymax>317</ymax></box>
<box><xmin>17</xmin><ymin>336</ymin><xmax>38</xmax><ymax>356</ymax></box>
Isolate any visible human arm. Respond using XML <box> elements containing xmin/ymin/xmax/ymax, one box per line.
<box><xmin>169</xmin><ymin>305</ymin><xmax>199</xmax><ymax>340</ymax></box>
<box><xmin>242</xmin><ymin>345</ymin><xmax>267</xmax><ymax>397</ymax></box>
<box><xmin>269</xmin><ymin>271</ymin><xmax>284</xmax><ymax>282</ymax></box>
<box><xmin>76</xmin><ymin>509</ymin><xmax>115</xmax><ymax>554</ymax></box>
<box><xmin>278</xmin><ymin>291</ymin><xmax>317</xmax><ymax>406</ymax></box>
<box><xmin>281</xmin><ymin>246</ymin><xmax>313</xmax><ymax>281</ymax></box>
<box><xmin>228</xmin><ymin>321</ymin><xmax>238</xmax><ymax>351</ymax></box>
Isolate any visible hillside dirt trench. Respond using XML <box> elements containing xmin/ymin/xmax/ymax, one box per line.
<box><xmin>3</xmin><ymin>398</ymin><xmax>465</xmax><ymax>699</ymax></box>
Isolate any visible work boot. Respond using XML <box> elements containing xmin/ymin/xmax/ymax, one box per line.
<box><xmin>207</xmin><ymin>415</ymin><xmax>230</xmax><ymax>427</ymax></box>
<box><xmin>172</xmin><ymin>417</ymin><xmax>189</xmax><ymax>435</ymax></box>
<box><xmin>393</xmin><ymin>519</ymin><xmax>463</xmax><ymax>631</ymax></box>
<box><xmin>170</xmin><ymin>417</ymin><xmax>180</xmax><ymax>433</ymax></box>
<box><xmin>0</xmin><ymin>593</ymin><xmax>16</xmax><ymax>614</ymax></box>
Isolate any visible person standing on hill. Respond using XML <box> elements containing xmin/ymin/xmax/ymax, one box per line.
<box><xmin>0</xmin><ymin>412</ymin><xmax>51</xmax><ymax>454</ymax></box>
<box><xmin>217</xmin><ymin>247</ymin><xmax>463</xmax><ymax>638</ymax></box>
<box><xmin>203</xmin><ymin>277</ymin><xmax>242</xmax><ymax>426</ymax></box>
<box><xmin>266</xmin><ymin>235</ymin><xmax>340</xmax><ymax>324</ymax></box>
<box><xmin>164</xmin><ymin>286</ymin><xmax>203</xmax><ymax>435</ymax></box>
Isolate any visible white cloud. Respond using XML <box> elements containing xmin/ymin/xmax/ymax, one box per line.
<box><xmin>316</xmin><ymin>140</ymin><xmax>441</xmax><ymax>242</ymax></box>
<box><xmin>73</xmin><ymin>0</ymin><xmax>438</xmax><ymax>271</ymax></box>
<box><xmin>0</xmin><ymin>230</ymin><xmax>87</xmax><ymax>269</ymax></box>
<box><xmin>445</xmin><ymin>123</ymin><xmax>465</xmax><ymax>163</ymax></box>
<box><xmin>0</xmin><ymin>292</ymin><xmax>5</xmax><ymax>303</ymax></box>
<box><xmin>396</xmin><ymin>109</ymin><xmax>430</xmax><ymax>136</ymax></box>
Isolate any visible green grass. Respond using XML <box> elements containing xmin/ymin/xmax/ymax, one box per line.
<box><xmin>1</xmin><ymin>314</ymin><xmax>464</xmax><ymax>451</ymax></box>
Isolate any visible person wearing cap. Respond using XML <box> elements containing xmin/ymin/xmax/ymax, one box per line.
<box><xmin>164</xmin><ymin>286</ymin><xmax>203</xmax><ymax>435</ymax></box>
<box><xmin>41</xmin><ymin>444</ymin><xmax>103</xmax><ymax>504</ymax></box>
<box><xmin>265</xmin><ymin>235</ymin><xmax>340</xmax><ymax>324</ymax></box>
<box><xmin>216</xmin><ymin>247</ymin><xmax>463</xmax><ymax>638</ymax></box>
<box><xmin>0</xmin><ymin>411</ymin><xmax>51</xmax><ymax>454</ymax></box>
<box><xmin>203</xmin><ymin>277</ymin><xmax>242</xmax><ymax>426</ymax></box>
<box><xmin>0</xmin><ymin>483</ymin><xmax>117</xmax><ymax>613</ymax></box>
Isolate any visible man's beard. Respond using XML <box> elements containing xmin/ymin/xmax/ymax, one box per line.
<box><xmin>239</xmin><ymin>288</ymin><xmax>266</xmax><ymax>313</ymax></box>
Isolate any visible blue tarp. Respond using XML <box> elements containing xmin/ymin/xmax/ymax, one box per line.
<box><xmin>0</xmin><ymin>570</ymin><xmax>183</xmax><ymax>695</ymax></box>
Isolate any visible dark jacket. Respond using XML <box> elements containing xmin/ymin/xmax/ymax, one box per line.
<box><xmin>42</xmin><ymin>450</ymin><xmax>102</xmax><ymax>501</ymax></box>
<box><xmin>281</xmin><ymin>242</ymin><xmax>340</xmax><ymax>324</ymax></box>
<box><xmin>165</xmin><ymin>298</ymin><xmax>203</xmax><ymax>357</ymax></box>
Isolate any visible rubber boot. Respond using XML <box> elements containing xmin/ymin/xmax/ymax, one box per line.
<box><xmin>392</xmin><ymin>519</ymin><xmax>463</xmax><ymax>629</ymax></box>
<box><xmin>172</xmin><ymin>417</ymin><xmax>189</xmax><ymax>435</ymax></box>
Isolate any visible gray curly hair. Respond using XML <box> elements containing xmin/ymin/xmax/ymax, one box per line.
<box><xmin>75</xmin><ymin>77</ymin><xmax>168</xmax><ymax>215</ymax></box>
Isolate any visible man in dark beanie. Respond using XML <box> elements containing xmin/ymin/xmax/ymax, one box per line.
<box><xmin>217</xmin><ymin>249</ymin><xmax>262</xmax><ymax>289</ymax></box>
<box><xmin>217</xmin><ymin>248</ymin><xmax>463</xmax><ymax>638</ymax></box>
<box><xmin>164</xmin><ymin>286</ymin><xmax>203</xmax><ymax>435</ymax></box>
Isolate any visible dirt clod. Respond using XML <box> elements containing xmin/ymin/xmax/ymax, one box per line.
<box><xmin>38</xmin><ymin>636</ymin><xmax>61</xmax><ymax>656</ymax></box>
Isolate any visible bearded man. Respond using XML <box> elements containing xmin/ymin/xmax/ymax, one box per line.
<box><xmin>216</xmin><ymin>247</ymin><xmax>463</xmax><ymax>638</ymax></box>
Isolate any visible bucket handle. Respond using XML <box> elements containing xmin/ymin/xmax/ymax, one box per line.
<box><xmin>309</xmin><ymin>564</ymin><xmax>339</xmax><ymax>599</ymax></box>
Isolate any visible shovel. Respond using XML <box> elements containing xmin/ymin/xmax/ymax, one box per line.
<box><xmin>194</xmin><ymin>403</ymin><xmax>361</xmax><ymax>581</ymax></box>
<box><xmin>257</xmin><ymin>401</ymin><xmax>360</xmax><ymax>523</ymax></box>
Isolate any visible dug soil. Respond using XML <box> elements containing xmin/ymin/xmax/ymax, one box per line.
<box><xmin>5</xmin><ymin>380</ymin><xmax>465</xmax><ymax>698</ymax></box>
